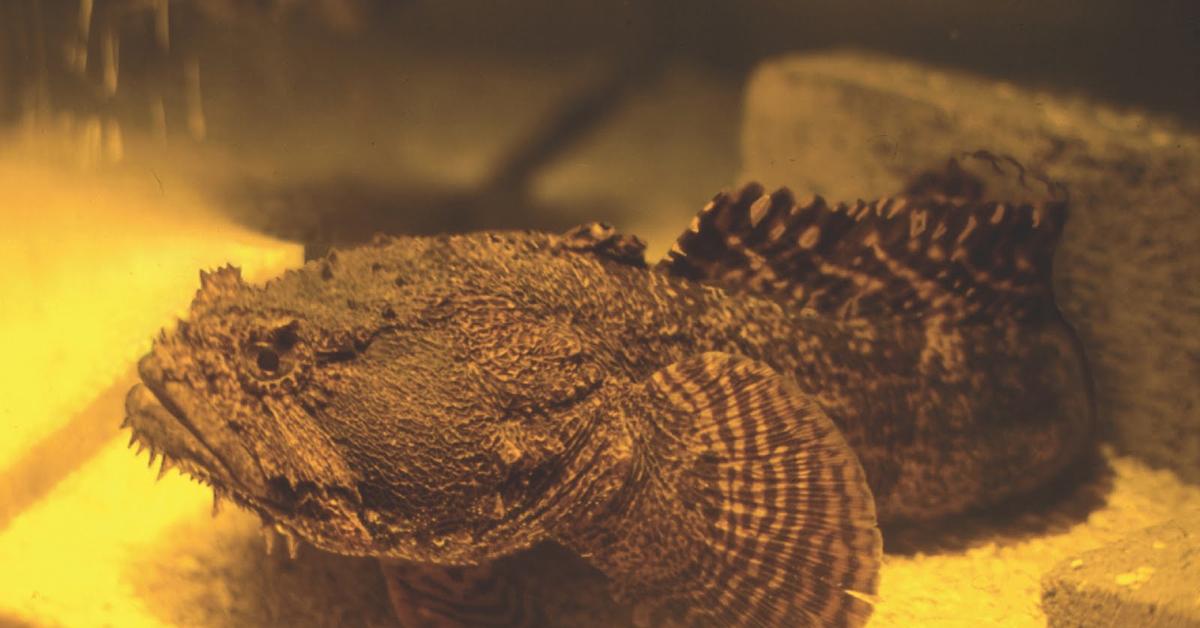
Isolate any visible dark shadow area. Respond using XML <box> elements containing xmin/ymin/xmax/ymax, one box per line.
<box><xmin>126</xmin><ymin>512</ymin><xmax>399</xmax><ymax>628</ymax></box>
<box><xmin>127</xmin><ymin>509</ymin><xmax>627</xmax><ymax>627</ymax></box>
<box><xmin>733</xmin><ymin>1</ymin><xmax>1200</xmax><ymax>128</ymax></box>
<box><xmin>0</xmin><ymin>612</ymin><xmax>44</xmax><ymax>628</ymax></box>
<box><xmin>882</xmin><ymin>448</ymin><xmax>1115</xmax><ymax>556</ymax></box>
<box><xmin>358</xmin><ymin>0</ymin><xmax>1200</xmax><ymax>125</ymax></box>
<box><xmin>216</xmin><ymin>48</ymin><xmax>669</xmax><ymax>257</ymax></box>
<box><xmin>500</xmin><ymin>543</ymin><xmax>631</xmax><ymax>628</ymax></box>
<box><xmin>222</xmin><ymin>176</ymin><xmax>633</xmax><ymax>260</ymax></box>
<box><xmin>6</xmin><ymin>1</ymin><xmax>1196</xmax><ymax>165</ymax></box>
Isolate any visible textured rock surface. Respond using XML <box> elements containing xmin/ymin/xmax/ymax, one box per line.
<box><xmin>871</xmin><ymin>452</ymin><xmax>1200</xmax><ymax>626</ymax></box>
<box><xmin>1042</xmin><ymin>511</ymin><xmax>1200</xmax><ymax>627</ymax></box>
<box><xmin>740</xmin><ymin>51</ymin><xmax>1200</xmax><ymax>484</ymax></box>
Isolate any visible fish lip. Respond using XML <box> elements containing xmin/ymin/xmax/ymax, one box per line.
<box><xmin>124</xmin><ymin>382</ymin><xmax>221</xmax><ymax>479</ymax></box>
<box><xmin>127</xmin><ymin>354</ymin><xmax>268</xmax><ymax>496</ymax></box>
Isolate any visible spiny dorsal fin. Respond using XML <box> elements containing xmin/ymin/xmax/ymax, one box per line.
<box><xmin>660</xmin><ymin>157</ymin><xmax>1068</xmax><ymax>324</ymax></box>
<box><xmin>570</xmin><ymin>353</ymin><xmax>881</xmax><ymax>627</ymax></box>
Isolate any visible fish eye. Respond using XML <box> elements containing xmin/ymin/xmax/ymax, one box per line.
<box><xmin>256</xmin><ymin>346</ymin><xmax>281</xmax><ymax>373</ymax></box>
<box><xmin>247</xmin><ymin>341</ymin><xmax>293</xmax><ymax>380</ymax></box>
<box><xmin>273</xmin><ymin>322</ymin><xmax>299</xmax><ymax>352</ymax></box>
<box><xmin>244</xmin><ymin>321</ymin><xmax>302</xmax><ymax>381</ymax></box>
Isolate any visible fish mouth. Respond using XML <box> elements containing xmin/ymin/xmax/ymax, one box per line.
<box><xmin>126</xmin><ymin>354</ymin><xmax>325</xmax><ymax>557</ymax></box>
<box><xmin>124</xmin><ymin>354</ymin><xmax>269</xmax><ymax>500</ymax></box>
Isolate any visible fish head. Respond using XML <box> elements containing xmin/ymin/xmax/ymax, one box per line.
<box><xmin>125</xmin><ymin>234</ymin><xmax>613</xmax><ymax>563</ymax></box>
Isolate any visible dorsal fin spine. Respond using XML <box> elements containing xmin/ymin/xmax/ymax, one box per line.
<box><xmin>660</xmin><ymin>170</ymin><xmax>1067</xmax><ymax>324</ymax></box>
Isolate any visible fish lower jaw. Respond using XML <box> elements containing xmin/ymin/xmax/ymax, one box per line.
<box><xmin>124</xmin><ymin>425</ymin><xmax>311</xmax><ymax>559</ymax></box>
<box><xmin>123</xmin><ymin>424</ymin><xmax>236</xmax><ymax>511</ymax></box>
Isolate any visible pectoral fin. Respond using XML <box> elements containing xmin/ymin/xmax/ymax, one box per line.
<box><xmin>564</xmin><ymin>353</ymin><xmax>882</xmax><ymax>627</ymax></box>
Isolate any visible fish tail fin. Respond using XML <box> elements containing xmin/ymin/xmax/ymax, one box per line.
<box><xmin>562</xmin><ymin>353</ymin><xmax>881</xmax><ymax>626</ymax></box>
<box><xmin>660</xmin><ymin>152</ymin><xmax>1069</xmax><ymax>325</ymax></box>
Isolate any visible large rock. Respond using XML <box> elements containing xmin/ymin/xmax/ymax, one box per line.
<box><xmin>1041</xmin><ymin>511</ymin><xmax>1200</xmax><ymax>627</ymax></box>
<box><xmin>740</xmin><ymin>51</ymin><xmax>1200</xmax><ymax>483</ymax></box>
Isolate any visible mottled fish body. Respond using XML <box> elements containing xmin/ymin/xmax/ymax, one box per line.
<box><xmin>125</xmin><ymin>155</ymin><xmax>1093</xmax><ymax>627</ymax></box>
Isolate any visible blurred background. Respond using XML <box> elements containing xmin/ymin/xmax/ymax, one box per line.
<box><xmin>2</xmin><ymin>0</ymin><xmax>1197</xmax><ymax>255</ymax></box>
<box><xmin>2</xmin><ymin>2</ymin><xmax>1199</xmax><ymax>627</ymax></box>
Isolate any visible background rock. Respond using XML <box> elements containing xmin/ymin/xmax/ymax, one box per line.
<box><xmin>1042</xmin><ymin>511</ymin><xmax>1200</xmax><ymax>627</ymax></box>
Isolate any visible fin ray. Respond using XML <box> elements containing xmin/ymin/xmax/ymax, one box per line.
<box><xmin>566</xmin><ymin>353</ymin><xmax>882</xmax><ymax>627</ymax></box>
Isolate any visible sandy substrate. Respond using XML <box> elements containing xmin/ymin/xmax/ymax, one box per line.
<box><xmin>873</xmin><ymin>451</ymin><xmax>1200</xmax><ymax>626</ymax></box>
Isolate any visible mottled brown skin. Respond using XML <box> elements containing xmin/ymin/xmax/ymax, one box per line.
<box><xmin>729</xmin><ymin>295</ymin><xmax>1092</xmax><ymax>521</ymax></box>
<box><xmin>128</xmin><ymin>225</ymin><xmax>1088</xmax><ymax>538</ymax></box>
<box><xmin>125</xmin><ymin>165</ymin><xmax>1093</xmax><ymax>625</ymax></box>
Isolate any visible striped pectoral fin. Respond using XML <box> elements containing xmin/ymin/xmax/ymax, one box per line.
<box><xmin>379</xmin><ymin>559</ymin><xmax>538</xmax><ymax>627</ymax></box>
<box><xmin>570</xmin><ymin>353</ymin><xmax>882</xmax><ymax>627</ymax></box>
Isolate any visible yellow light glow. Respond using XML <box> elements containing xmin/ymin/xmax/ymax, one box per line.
<box><xmin>0</xmin><ymin>150</ymin><xmax>302</xmax><ymax>626</ymax></box>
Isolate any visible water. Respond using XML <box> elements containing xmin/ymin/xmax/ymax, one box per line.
<box><xmin>1</xmin><ymin>2</ymin><xmax>1197</xmax><ymax>626</ymax></box>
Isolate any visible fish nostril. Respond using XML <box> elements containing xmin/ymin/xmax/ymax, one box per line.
<box><xmin>267</xmin><ymin>476</ymin><xmax>299</xmax><ymax>505</ymax></box>
<box><xmin>124</xmin><ymin>383</ymin><xmax>156</xmax><ymax>417</ymax></box>
<box><xmin>137</xmin><ymin>353</ymin><xmax>164</xmax><ymax>385</ymax></box>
